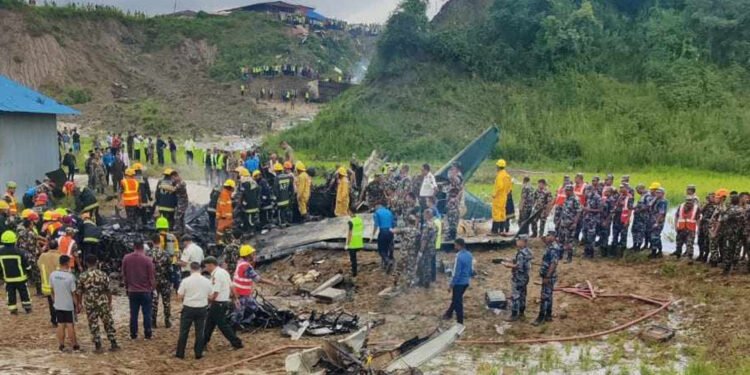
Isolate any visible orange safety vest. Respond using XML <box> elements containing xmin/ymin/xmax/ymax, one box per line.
<box><xmin>47</xmin><ymin>222</ymin><xmax>62</xmax><ymax>237</ymax></box>
<box><xmin>121</xmin><ymin>178</ymin><xmax>140</xmax><ymax>207</ymax></box>
<box><xmin>574</xmin><ymin>183</ymin><xmax>587</xmax><ymax>206</ymax></box>
<box><xmin>233</xmin><ymin>259</ymin><xmax>255</xmax><ymax>297</ymax></box>
<box><xmin>676</xmin><ymin>203</ymin><xmax>698</xmax><ymax>232</ymax></box>
<box><xmin>58</xmin><ymin>235</ymin><xmax>76</xmax><ymax>268</ymax></box>
<box><xmin>554</xmin><ymin>186</ymin><xmax>566</xmax><ymax>206</ymax></box>
<box><xmin>619</xmin><ymin>193</ymin><xmax>632</xmax><ymax>225</ymax></box>
<box><xmin>4</xmin><ymin>192</ymin><xmax>17</xmax><ymax>216</ymax></box>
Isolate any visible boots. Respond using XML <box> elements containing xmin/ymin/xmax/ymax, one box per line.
<box><xmin>165</xmin><ymin>319</ymin><xmax>172</xmax><ymax>329</ymax></box>
<box><xmin>531</xmin><ymin>311</ymin><xmax>546</xmax><ymax>326</ymax></box>
<box><xmin>519</xmin><ymin>307</ymin><xmax>526</xmax><ymax>320</ymax></box>
<box><xmin>94</xmin><ymin>341</ymin><xmax>103</xmax><ymax>353</ymax></box>
<box><xmin>110</xmin><ymin>341</ymin><xmax>121</xmax><ymax>352</ymax></box>
<box><xmin>545</xmin><ymin>307</ymin><xmax>553</xmax><ymax>322</ymax></box>
<box><xmin>505</xmin><ymin>311</ymin><xmax>520</xmax><ymax>322</ymax></box>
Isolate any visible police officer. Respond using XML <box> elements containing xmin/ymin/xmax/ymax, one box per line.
<box><xmin>0</xmin><ymin>230</ymin><xmax>32</xmax><ymax>314</ymax></box>
<box><xmin>648</xmin><ymin>187</ymin><xmax>668</xmax><ymax>258</ymax></box>
<box><xmin>720</xmin><ymin>194</ymin><xmax>745</xmax><ymax>274</ymax></box>
<box><xmin>76</xmin><ymin>255</ymin><xmax>120</xmax><ymax>352</ymax></box>
<box><xmin>148</xmin><ymin>233</ymin><xmax>174</xmax><ymax>328</ymax></box>
<box><xmin>445</xmin><ymin>164</ymin><xmax>464</xmax><ymax>241</ymax></box>
<box><xmin>581</xmin><ymin>185</ymin><xmax>602</xmax><ymax>258</ymax></box>
<box><xmin>632</xmin><ymin>184</ymin><xmax>653</xmax><ymax>251</ymax></box>
<box><xmin>709</xmin><ymin>189</ymin><xmax>729</xmax><ymax>267</ymax></box>
<box><xmin>274</xmin><ymin>162</ymin><xmax>294</xmax><ymax>226</ymax></box>
<box><xmin>697</xmin><ymin>192</ymin><xmax>717</xmax><ymax>263</ymax></box>
<box><xmin>533</xmin><ymin>231</ymin><xmax>560</xmax><ymax>326</ymax></box>
<box><xmin>531</xmin><ymin>179</ymin><xmax>553</xmax><ymax>238</ymax></box>
<box><xmin>155</xmin><ymin>169</ymin><xmax>178</xmax><ymax>229</ymax></box>
<box><xmin>518</xmin><ymin>176</ymin><xmax>535</xmax><ymax>235</ymax></box>
<box><xmin>503</xmin><ymin>234</ymin><xmax>533</xmax><ymax>322</ymax></box>
<box><xmin>16</xmin><ymin>210</ymin><xmax>41</xmax><ymax>295</ymax></box>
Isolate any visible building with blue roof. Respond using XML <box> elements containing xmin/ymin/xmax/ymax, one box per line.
<box><xmin>0</xmin><ymin>75</ymin><xmax>79</xmax><ymax>190</ymax></box>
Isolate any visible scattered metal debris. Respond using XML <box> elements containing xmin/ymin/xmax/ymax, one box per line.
<box><xmin>639</xmin><ymin>324</ymin><xmax>675</xmax><ymax>343</ymax></box>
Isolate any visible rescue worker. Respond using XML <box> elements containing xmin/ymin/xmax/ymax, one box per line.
<box><xmin>610</xmin><ymin>184</ymin><xmax>633</xmax><ymax>257</ymax></box>
<box><xmin>58</xmin><ymin>227</ymin><xmax>81</xmax><ymax>272</ymax></box>
<box><xmin>572</xmin><ymin>173</ymin><xmax>588</xmax><ymax>241</ymax></box>
<box><xmin>674</xmin><ymin>197</ymin><xmax>700</xmax><ymax>260</ymax></box>
<box><xmin>4</xmin><ymin>181</ymin><xmax>18</xmax><ymax>218</ymax></box>
<box><xmin>132</xmin><ymin>163</ymin><xmax>152</xmax><ymax>227</ymax></box>
<box><xmin>503</xmin><ymin>234</ymin><xmax>532</xmax><ymax>322</ymax></box>
<box><xmin>531</xmin><ymin>179</ymin><xmax>553</xmax><ymax>238</ymax></box>
<box><xmin>295</xmin><ymin>162</ymin><xmax>311</xmax><ymax>220</ymax></box>
<box><xmin>648</xmin><ymin>187</ymin><xmax>668</xmax><ymax>258</ymax></box>
<box><xmin>231</xmin><ymin>245</ymin><xmax>278</xmax><ymax>328</ymax></box>
<box><xmin>76</xmin><ymin>255</ymin><xmax>120</xmax><ymax>352</ymax></box>
<box><xmin>553</xmin><ymin>176</ymin><xmax>572</xmax><ymax>232</ymax></box>
<box><xmin>581</xmin><ymin>185</ymin><xmax>602</xmax><ymax>258</ymax></box>
<box><xmin>1</xmin><ymin>230</ymin><xmax>33</xmax><ymax>314</ymax></box>
<box><xmin>445</xmin><ymin>163</ymin><xmax>464</xmax><ymax>241</ymax></box>
<box><xmin>346</xmin><ymin>212</ymin><xmax>364</xmax><ymax>277</ymax></box>
<box><xmin>256</xmin><ymin>171</ymin><xmax>274</xmax><ymax>228</ymax></box>
<box><xmin>80</xmin><ymin>212</ymin><xmax>101</xmax><ymax>263</ymax></box>
<box><xmin>155</xmin><ymin>168</ymin><xmax>178</xmax><ymax>228</ymax></box>
<box><xmin>38</xmin><ymin>241</ymin><xmax>60</xmax><ymax>325</ymax></box>
<box><xmin>155</xmin><ymin>215</ymin><xmax>179</xmax><ymax>288</ymax></box>
<box><xmin>491</xmin><ymin>159</ymin><xmax>512</xmax><ymax>235</ymax></box>
<box><xmin>207</xmin><ymin>183</ymin><xmax>220</xmax><ymax>232</ymax></box>
<box><xmin>238</xmin><ymin>168</ymin><xmax>260</xmax><ymax>233</ymax></box>
<box><xmin>708</xmin><ymin>189</ymin><xmax>729</xmax><ymax>267</ymax></box>
<box><xmin>558</xmin><ymin>185</ymin><xmax>582</xmax><ymax>263</ymax></box>
<box><xmin>364</xmin><ymin>174</ymin><xmax>387</xmax><ymax>210</ymax></box>
<box><xmin>719</xmin><ymin>194</ymin><xmax>744</xmax><ymax>274</ymax></box>
<box><xmin>120</xmin><ymin>168</ymin><xmax>141</xmax><ymax>227</ymax></box>
<box><xmin>216</xmin><ymin>179</ymin><xmax>235</xmax><ymax>242</ymax></box>
<box><xmin>273</xmin><ymin>162</ymin><xmax>294</xmax><ymax>226</ymax></box>
<box><xmin>392</xmin><ymin>213</ymin><xmax>420</xmax><ymax>289</ymax></box>
<box><xmin>148</xmin><ymin>233</ymin><xmax>173</xmax><ymax>328</ymax></box>
<box><xmin>173</xmin><ymin>172</ymin><xmax>189</xmax><ymax>235</ymax></box>
<box><xmin>17</xmin><ymin>209</ymin><xmax>42</xmax><ymax>295</ymax></box>
<box><xmin>533</xmin><ymin>231</ymin><xmax>560</xmax><ymax>326</ymax></box>
<box><xmin>686</xmin><ymin>184</ymin><xmax>699</xmax><ymax>206</ymax></box>
<box><xmin>417</xmin><ymin>209</ymin><xmax>437</xmax><ymax>288</ymax></box>
<box><xmin>597</xmin><ymin>187</ymin><xmax>615</xmax><ymax>255</ymax></box>
<box><xmin>518</xmin><ymin>176</ymin><xmax>535</xmax><ymax>235</ymax></box>
<box><xmin>631</xmin><ymin>184</ymin><xmax>653</xmax><ymax>251</ymax></box>
<box><xmin>335</xmin><ymin>167</ymin><xmax>351</xmax><ymax>217</ymax></box>
<box><xmin>697</xmin><ymin>193</ymin><xmax>716</xmax><ymax>263</ymax></box>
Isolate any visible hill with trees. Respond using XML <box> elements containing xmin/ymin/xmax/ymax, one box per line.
<box><xmin>282</xmin><ymin>0</ymin><xmax>750</xmax><ymax>172</ymax></box>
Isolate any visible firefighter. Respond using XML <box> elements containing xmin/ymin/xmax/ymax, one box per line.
<box><xmin>274</xmin><ymin>162</ymin><xmax>294</xmax><ymax>226</ymax></box>
<box><xmin>80</xmin><ymin>213</ymin><xmax>102</xmax><ymax>264</ymax></box>
<box><xmin>4</xmin><ymin>181</ymin><xmax>18</xmax><ymax>218</ymax></box>
<box><xmin>75</xmin><ymin>186</ymin><xmax>100</xmax><ymax>224</ymax></box>
<box><xmin>207</xmin><ymin>184</ymin><xmax>220</xmax><ymax>232</ymax></box>
<box><xmin>120</xmin><ymin>168</ymin><xmax>141</xmax><ymax>227</ymax></box>
<box><xmin>132</xmin><ymin>163</ymin><xmax>152</xmax><ymax>227</ymax></box>
<box><xmin>155</xmin><ymin>168</ymin><xmax>178</xmax><ymax>228</ymax></box>
<box><xmin>217</xmin><ymin>180</ymin><xmax>235</xmax><ymax>243</ymax></box>
<box><xmin>0</xmin><ymin>230</ymin><xmax>33</xmax><ymax>314</ymax></box>
<box><xmin>255</xmin><ymin>170</ymin><xmax>274</xmax><ymax>229</ymax></box>
<box><xmin>239</xmin><ymin>169</ymin><xmax>260</xmax><ymax>233</ymax></box>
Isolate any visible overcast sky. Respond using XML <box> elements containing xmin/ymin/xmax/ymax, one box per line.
<box><xmin>54</xmin><ymin>0</ymin><xmax>450</xmax><ymax>23</ymax></box>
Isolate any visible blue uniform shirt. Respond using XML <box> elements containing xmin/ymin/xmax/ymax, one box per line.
<box><xmin>451</xmin><ymin>249</ymin><xmax>473</xmax><ymax>286</ymax></box>
<box><xmin>373</xmin><ymin>206</ymin><xmax>395</xmax><ymax>230</ymax></box>
<box><xmin>244</xmin><ymin>156</ymin><xmax>260</xmax><ymax>172</ymax></box>
<box><xmin>102</xmin><ymin>153</ymin><xmax>115</xmax><ymax>168</ymax></box>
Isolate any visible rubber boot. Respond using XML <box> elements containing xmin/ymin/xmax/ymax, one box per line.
<box><xmin>505</xmin><ymin>311</ymin><xmax>520</xmax><ymax>322</ymax></box>
<box><xmin>519</xmin><ymin>307</ymin><xmax>526</xmax><ymax>320</ymax></box>
<box><xmin>531</xmin><ymin>311</ymin><xmax>545</xmax><ymax>326</ymax></box>
<box><xmin>110</xmin><ymin>341</ymin><xmax>121</xmax><ymax>352</ymax></box>
<box><xmin>165</xmin><ymin>319</ymin><xmax>172</xmax><ymax>329</ymax></box>
<box><xmin>545</xmin><ymin>307</ymin><xmax>553</xmax><ymax>322</ymax></box>
<box><xmin>94</xmin><ymin>341</ymin><xmax>103</xmax><ymax>353</ymax></box>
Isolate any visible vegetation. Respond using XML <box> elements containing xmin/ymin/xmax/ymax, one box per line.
<box><xmin>282</xmin><ymin>0</ymin><xmax>750</xmax><ymax>173</ymax></box>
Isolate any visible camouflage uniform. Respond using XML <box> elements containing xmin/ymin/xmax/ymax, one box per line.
<box><xmin>720</xmin><ymin>204</ymin><xmax>745</xmax><ymax>272</ymax></box>
<box><xmin>393</xmin><ymin>226</ymin><xmax>420</xmax><ymax>288</ymax></box>
<box><xmin>392</xmin><ymin>176</ymin><xmax>412</xmax><ymax>220</ymax></box>
<box><xmin>365</xmin><ymin>180</ymin><xmax>386</xmax><ymax>209</ymax></box>
<box><xmin>632</xmin><ymin>192</ymin><xmax>653</xmax><ymax>250</ymax></box>
<box><xmin>581</xmin><ymin>191</ymin><xmax>602</xmax><ymax>258</ymax></box>
<box><xmin>148</xmin><ymin>247</ymin><xmax>173</xmax><ymax>327</ymax></box>
<box><xmin>76</xmin><ymin>268</ymin><xmax>117</xmax><ymax>347</ymax></box>
<box><xmin>417</xmin><ymin>221</ymin><xmax>437</xmax><ymax>287</ymax></box>
<box><xmin>611</xmin><ymin>192</ymin><xmax>633</xmax><ymax>251</ymax></box>
<box><xmin>92</xmin><ymin>159</ymin><xmax>107</xmax><ymax>194</ymax></box>
<box><xmin>445</xmin><ymin>174</ymin><xmax>463</xmax><ymax>241</ymax></box>
<box><xmin>597</xmin><ymin>193</ymin><xmax>615</xmax><ymax>252</ymax></box>
<box><xmin>222</xmin><ymin>242</ymin><xmax>240</xmax><ymax>275</ymax></box>
<box><xmin>531</xmin><ymin>188</ymin><xmax>553</xmax><ymax>237</ymax></box>
<box><xmin>708</xmin><ymin>203</ymin><xmax>727</xmax><ymax>265</ymax></box>
<box><xmin>510</xmin><ymin>247</ymin><xmax>533</xmax><ymax>316</ymax></box>
<box><xmin>518</xmin><ymin>183</ymin><xmax>535</xmax><ymax>235</ymax></box>
<box><xmin>558</xmin><ymin>195</ymin><xmax>582</xmax><ymax>261</ymax></box>
<box><xmin>539</xmin><ymin>242</ymin><xmax>560</xmax><ymax>320</ymax></box>
<box><xmin>649</xmin><ymin>197</ymin><xmax>668</xmax><ymax>256</ymax></box>
<box><xmin>698</xmin><ymin>201</ymin><xmax>716</xmax><ymax>262</ymax></box>
<box><xmin>16</xmin><ymin>224</ymin><xmax>41</xmax><ymax>294</ymax></box>
<box><xmin>173</xmin><ymin>181</ymin><xmax>189</xmax><ymax>235</ymax></box>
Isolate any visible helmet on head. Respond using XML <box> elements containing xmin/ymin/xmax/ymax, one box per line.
<box><xmin>496</xmin><ymin>159</ymin><xmax>507</xmax><ymax>168</ymax></box>
<box><xmin>55</xmin><ymin>208</ymin><xmax>67</xmax><ymax>216</ymax></box>
<box><xmin>295</xmin><ymin>162</ymin><xmax>306</xmax><ymax>172</ymax></box>
<box><xmin>239</xmin><ymin>245</ymin><xmax>255</xmax><ymax>257</ymax></box>
<box><xmin>1</xmin><ymin>230</ymin><xmax>17</xmax><ymax>244</ymax></box>
<box><xmin>156</xmin><ymin>216</ymin><xmax>170</xmax><ymax>230</ymax></box>
<box><xmin>0</xmin><ymin>201</ymin><xmax>8</xmax><ymax>211</ymax></box>
<box><xmin>35</xmin><ymin>193</ymin><xmax>49</xmax><ymax>206</ymax></box>
<box><xmin>132</xmin><ymin>162</ymin><xmax>143</xmax><ymax>171</ymax></box>
<box><xmin>20</xmin><ymin>209</ymin><xmax>33</xmax><ymax>219</ymax></box>
<box><xmin>337</xmin><ymin>167</ymin><xmax>347</xmax><ymax>176</ymax></box>
<box><xmin>252</xmin><ymin>170</ymin><xmax>261</xmax><ymax>178</ymax></box>
<box><xmin>163</xmin><ymin>168</ymin><xmax>174</xmax><ymax>176</ymax></box>
<box><xmin>239</xmin><ymin>168</ymin><xmax>250</xmax><ymax>177</ymax></box>
<box><xmin>6</xmin><ymin>181</ymin><xmax>16</xmax><ymax>189</ymax></box>
<box><xmin>273</xmin><ymin>162</ymin><xmax>283</xmax><ymax>172</ymax></box>
<box><xmin>283</xmin><ymin>161</ymin><xmax>293</xmax><ymax>170</ymax></box>
<box><xmin>43</xmin><ymin>210</ymin><xmax>53</xmax><ymax>221</ymax></box>
<box><xmin>27</xmin><ymin>211</ymin><xmax>39</xmax><ymax>222</ymax></box>
<box><xmin>223</xmin><ymin>179</ymin><xmax>236</xmax><ymax>189</ymax></box>
<box><xmin>125</xmin><ymin>168</ymin><xmax>136</xmax><ymax>176</ymax></box>
<box><xmin>715</xmin><ymin>188</ymin><xmax>729</xmax><ymax>198</ymax></box>
<box><xmin>648</xmin><ymin>182</ymin><xmax>662</xmax><ymax>190</ymax></box>
<box><xmin>51</xmin><ymin>212</ymin><xmax>62</xmax><ymax>221</ymax></box>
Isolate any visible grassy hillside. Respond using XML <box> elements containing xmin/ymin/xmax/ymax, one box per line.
<box><xmin>281</xmin><ymin>0</ymin><xmax>750</xmax><ymax>173</ymax></box>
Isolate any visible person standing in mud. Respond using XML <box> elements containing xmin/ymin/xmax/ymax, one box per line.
<box><xmin>392</xmin><ymin>214</ymin><xmax>421</xmax><ymax>288</ymax></box>
<box><xmin>503</xmin><ymin>234</ymin><xmax>532</xmax><ymax>322</ymax></box>
<box><xmin>173</xmin><ymin>172</ymin><xmax>189</xmax><ymax>235</ymax></box>
<box><xmin>581</xmin><ymin>185</ymin><xmax>602</xmax><ymax>258</ymax></box>
<box><xmin>417</xmin><ymin>209</ymin><xmax>437</xmax><ymax>288</ymax></box>
<box><xmin>518</xmin><ymin>176</ymin><xmax>535</xmax><ymax>235</ymax></box>
<box><xmin>708</xmin><ymin>189</ymin><xmax>729</xmax><ymax>267</ymax></box>
<box><xmin>631</xmin><ymin>184</ymin><xmax>652</xmax><ymax>251</ymax></box>
<box><xmin>609</xmin><ymin>184</ymin><xmax>633</xmax><ymax>257</ymax></box>
<box><xmin>533</xmin><ymin>231</ymin><xmax>560</xmax><ymax>326</ymax></box>
<box><xmin>648</xmin><ymin>187</ymin><xmax>668</xmax><ymax>258</ymax></box>
<box><xmin>697</xmin><ymin>192</ymin><xmax>716</xmax><ymax>263</ymax></box>
<box><xmin>76</xmin><ymin>255</ymin><xmax>120</xmax><ymax>352</ymax></box>
<box><xmin>719</xmin><ymin>194</ymin><xmax>745</xmax><ymax>274</ymax></box>
<box><xmin>558</xmin><ymin>185</ymin><xmax>582</xmax><ymax>263</ymax></box>
<box><xmin>597</xmin><ymin>187</ymin><xmax>615</xmax><ymax>255</ymax></box>
<box><xmin>674</xmin><ymin>197</ymin><xmax>700</xmax><ymax>260</ymax></box>
<box><xmin>148</xmin><ymin>233</ymin><xmax>173</xmax><ymax>329</ymax></box>
<box><xmin>445</xmin><ymin>163</ymin><xmax>464</xmax><ymax>241</ymax></box>
<box><xmin>531</xmin><ymin>179</ymin><xmax>553</xmax><ymax>238</ymax></box>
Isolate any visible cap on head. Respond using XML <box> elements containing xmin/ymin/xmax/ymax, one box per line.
<box><xmin>181</xmin><ymin>234</ymin><xmax>193</xmax><ymax>242</ymax></box>
<box><xmin>546</xmin><ymin>230</ymin><xmax>557</xmax><ymax>237</ymax></box>
<box><xmin>715</xmin><ymin>188</ymin><xmax>729</xmax><ymax>198</ymax></box>
<box><xmin>687</xmin><ymin>184</ymin><xmax>696</xmax><ymax>190</ymax></box>
<box><xmin>517</xmin><ymin>234</ymin><xmax>529</xmax><ymax>241</ymax></box>
<box><xmin>203</xmin><ymin>256</ymin><xmax>218</xmax><ymax>266</ymax></box>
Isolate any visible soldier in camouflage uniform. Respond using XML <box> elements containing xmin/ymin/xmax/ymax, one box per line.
<box><xmin>597</xmin><ymin>187</ymin><xmax>614</xmax><ymax>255</ymax></box>
<box><xmin>76</xmin><ymin>255</ymin><xmax>119</xmax><ymax>352</ymax></box>
<box><xmin>647</xmin><ymin>187</ymin><xmax>668</xmax><ymax>258</ymax></box>
<box><xmin>92</xmin><ymin>153</ymin><xmax>107</xmax><ymax>195</ymax></box>
<box><xmin>720</xmin><ymin>194</ymin><xmax>745</xmax><ymax>274</ymax></box>
<box><xmin>364</xmin><ymin>174</ymin><xmax>387</xmax><ymax>211</ymax></box>
<box><xmin>17</xmin><ymin>218</ymin><xmax>42</xmax><ymax>295</ymax></box>
<box><xmin>610</xmin><ymin>184</ymin><xmax>633</xmax><ymax>257</ymax></box>
<box><xmin>581</xmin><ymin>185</ymin><xmax>602</xmax><ymax>258</ymax></box>
<box><xmin>697</xmin><ymin>193</ymin><xmax>716</xmax><ymax>263</ymax></box>
<box><xmin>503</xmin><ymin>235</ymin><xmax>533</xmax><ymax>322</ymax></box>
<box><xmin>708</xmin><ymin>190</ymin><xmax>728</xmax><ymax>267</ymax></box>
<box><xmin>518</xmin><ymin>176</ymin><xmax>535</xmax><ymax>235</ymax></box>
<box><xmin>417</xmin><ymin>209</ymin><xmax>437</xmax><ymax>288</ymax></box>
<box><xmin>531</xmin><ymin>179</ymin><xmax>553</xmax><ymax>238</ymax></box>
<box><xmin>173</xmin><ymin>174</ymin><xmax>189</xmax><ymax>235</ymax></box>
<box><xmin>533</xmin><ymin>231</ymin><xmax>560</xmax><ymax>326</ymax></box>
<box><xmin>558</xmin><ymin>185</ymin><xmax>582</xmax><ymax>263</ymax></box>
<box><xmin>392</xmin><ymin>214</ymin><xmax>421</xmax><ymax>288</ymax></box>
<box><xmin>148</xmin><ymin>235</ymin><xmax>173</xmax><ymax>328</ymax></box>
<box><xmin>631</xmin><ymin>184</ymin><xmax>652</xmax><ymax>251</ymax></box>
<box><xmin>221</xmin><ymin>239</ymin><xmax>240</xmax><ymax>275</ymax></box>
<box><xmin>445</xmin><ymin>164</ymin><xmax>464</xmax><ymax>241</ymax></box>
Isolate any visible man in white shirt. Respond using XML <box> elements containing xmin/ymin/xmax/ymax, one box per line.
<box><xmin>175</xmin><ymin>262</ymin><xmax>212</xmax><ymax>359</ymax></box>
<box><xmin>419</xmin><ymin>163</ymin><xmax>438</xmax><ymax>209</ymax></box>
<box><xmin>202</xmin><ymin>257</ymin><xmax>243</xmax><ymax>350</ymax></box>
<box><xmin>184</xmin><ymin>139</ymin><xmax>196</xmax><ymax>166</ymax></box>
<box><xmin>179</xmin><ymin>235</ymin><xmax>204</xmax><ymax>279</ymax></box>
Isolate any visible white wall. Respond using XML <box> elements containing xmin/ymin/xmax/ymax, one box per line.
<box><xmin>0</xmin><ymin>112</ymin><xmax>59</xmax><ymax>191</ymax></box>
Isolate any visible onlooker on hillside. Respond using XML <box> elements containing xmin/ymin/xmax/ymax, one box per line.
<box><xmin>168</xmin><ymin>137</ymin><xmax>177</xmax><ymax>164</ymax></box>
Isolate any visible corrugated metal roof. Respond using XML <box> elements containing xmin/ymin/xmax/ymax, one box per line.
<box><xmin>0</xmin><ymin>75</ymin><xmax>80</xmax><ymax>115</ymax></box>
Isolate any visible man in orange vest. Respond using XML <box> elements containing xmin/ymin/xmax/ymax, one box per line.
<box><xmin>572</xmin><ymin>173</ymin><xmax>588</xmax><ymax>242</ymax></box>
<box><xmin>553</xmin><ymin>175</ymin><xmax>571</xmax><ymax>233</ymax></box>
<box><xmin>58</xmin><ymin>227</ymin><xmax>81</xmax><ymax>272</ymax></box>
<box><xmin>674</xmin><ymin>197</ymin><xmax>701</xmax><ymax>260</ymax></box>
<box><xmin>120</xmin><ymin>168</ymin><xmax>141</xmax><ymax>227</ymax></box>
<box><xmin>4</xmin><ymin>181</ymin><xmax>18</xmax><ymax>217</ymax></box>
<box><xmin>216</xmin><ymin>179</ymin><xmax>235</xmax><ymax>243</ymax></box>
<box><xmin>230</xmin><ymin>245</ymin><xmax>277</xmax><ymax>328</ymax></box>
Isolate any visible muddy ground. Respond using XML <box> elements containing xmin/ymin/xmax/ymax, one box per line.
<box><xmin>1</xmin><ymin>239</ymin><xmax>748</xmax><ymax>374</ymax></box>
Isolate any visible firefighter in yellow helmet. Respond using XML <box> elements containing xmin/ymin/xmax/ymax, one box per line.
<box><xmin>216</xmin><ymin>179</ymin><xmax>235</xmax><ymax>242</ymax></box>
<box><xmin>155</xmin><ymin>168</ymin><xmax>178</xmax><ymax>228</ymax></box>
<box><xmin>0</xmin><ymin>230</ymin><xmax>33</xmax><ymax>314</ymax></box>
<box><xmin>121</xmin><ymin>168</ymin><xmax>141</xmax><ymax>227</ymax></box>
<box><xmin>491</xmin><ymin>159</ymin><xmax>512</xmax><ymax>235</ymax></box>
<box><xmin>295</xmin><ymin>162</ymin><xmax>311</xmax><ymax>220</ymax></box>
<box><xmin>273</xmin><ymin>162</ymin><xmax>295</xmax><ymax>226</ymax></box>
<box><xmin>4</xmin><ymin>181</ymin><xmax>18</xmax><ymax>217</ymax></box>
<box><xmin>335</xmin><ymin>167</ymin><xmax>351</xmax><ymax>217</ymax></box>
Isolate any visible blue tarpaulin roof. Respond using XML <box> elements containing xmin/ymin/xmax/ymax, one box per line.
<box><xmin>0</xmin><ymin>75</ymin><xmax>80</xmax><ymax>115</ymax></box>
<box><xmin>306</xmin><ymin>9</ymin><xmax>327</xmax><ymax>21</ymax></box>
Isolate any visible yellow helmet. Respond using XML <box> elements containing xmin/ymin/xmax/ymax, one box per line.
<box><xmin>223</xmin><ymin>179</ymin><xmax>236</xmax><ymax>189</ymax></box>
<box><xmin>125</xmin><ymin>168</ymin><xmax>136</xmax><ymax>176</ymax></box>
<box><xmin>163</xmin><ymin>168</ymin><xmax>174</xmax><ymax>175</ymax></box>
<box><xmin>273</xmin><ymin>162</ymin><xmax>283</xmax><ymax>172</ymax></box>
<box><xmin>295</xmin><ymin>162</ymin><xmax>306</xmax><ymax>171</ymax></box>
<box><xmin>1</xmin><ymin>230</ymin><xmax>17</xmax><ymax>244</ymax></box>
<box><xmin>496</xmin><ymin>159</ymin><xmax>507</xmax><ymax>168</ymax></box>
<box><xmin>43</xmin><ymin>210</ymin><xmax>53</xmax><ymax>221</ymax></box>
<box><xmin>156</xmin><ymin>216</ymin><xmax>170</xmax><ymax>230</ymax></box>
<box><xmin>0</xmin><ymin>201</ymin><xmax>8</xmax><ymax>211</ymax></box>
<box><xmin>239</xmin><ymin>245</ymin><xmax>255</xmax><ymax>257</ymax></box>
<box><xmin>20</xmin><ymin>208</ymin><xmax>33</xmax><ymax>219</ymax></box>
<box><xmin>55</xmin><ymin>208</ymin><xmax>67</xmax><ymax>216</ymax></box>
<box><xmin>648</xmin><ymin>182</ymin><xmax>661</xmax><ymax>190</ymax></box>
<box><xmin>132</xmin><ymin>162</ymin><xmax>144</xmax><ymax>171</ymax></box>
<box><xmin>237</xmin><ymin>167</ymin><xmax>250</xmax><ymax>177</ymax></box>
<box><xmin>252</xmin><ymin>170</ymin><xmax>261</xmax><ymax>178</ymax></box>
<box><xmin>337</xmin><ymin>167</ymin><xmax>347</xmax><ymax>176</ymax></box>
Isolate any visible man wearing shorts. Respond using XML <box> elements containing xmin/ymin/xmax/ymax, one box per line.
<box><xmin>50</xmin><ymin>255</ymin><xmax>80</xmax><ymax>352</ymax></box>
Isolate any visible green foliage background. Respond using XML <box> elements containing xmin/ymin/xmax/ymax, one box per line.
<box><xmin>282</xmin><ymin>0</ymin><xmax>750</xmax><ymax>172</ymax></box>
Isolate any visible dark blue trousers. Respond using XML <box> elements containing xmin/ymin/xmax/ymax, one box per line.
<box><xmin>128</xmin><ymin>292</ymin><xmax>153</xmax><ymax>339</ymax></box>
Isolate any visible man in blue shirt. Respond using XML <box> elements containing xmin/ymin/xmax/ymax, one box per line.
<box><xmin>371</xmin><ymin>202</ymin><xmax>395</xmax><ymax>272</ymax></box>
<box><xmin>102</xmin><ymin>152</ymin><xmax>115</xmax><ymax>187</ymax></box>
<box><xmin>443</xmin><ymin>238</ymin><xmax>472</xmax><ymax>324</ymax></box>
<box><xmin>244</xmin><ymin>150</ymin><xmax>260</xmax><ymax>173</ymax></box>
